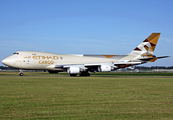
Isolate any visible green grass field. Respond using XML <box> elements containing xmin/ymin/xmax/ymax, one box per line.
<box><xmin>0</xmin><ymin>75</ymin><xmax>173</xmax><ymax>119</ymax></box>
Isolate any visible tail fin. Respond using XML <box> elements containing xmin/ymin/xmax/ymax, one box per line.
<box><xmin>129</xmin><ymin>33</ymin><xmax>161</xmax><ymax>56</ymax></box>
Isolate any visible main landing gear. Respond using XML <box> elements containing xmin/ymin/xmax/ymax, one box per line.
<box><xmin>70</xmin><ymin>72</ymin><xmax>90</xmax><ymax>77</ymax></box>
<box><xmin>70</xmin><ymin>74</ymin><xmax>77</xmax><ymax>76</ymax></box>
<box><xmin>19</xmin><ymin>69</ymin><xmax>24</xmax><ymax>76</ymax></box>
<box><xmin>80</xmin><ymin>72</ymin><xmax>90</xmax><ymax>77</ymax></box>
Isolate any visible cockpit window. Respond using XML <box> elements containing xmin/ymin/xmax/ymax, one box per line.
<box><xmin>13</xmin><ymin>52</ymin><xmax>19</xmax><ymax>55</ymax></box>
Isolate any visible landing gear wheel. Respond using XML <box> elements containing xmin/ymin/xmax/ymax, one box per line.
<box><xmin>80</xmin><ymin>72</ymin><xmax>90</xmax><ymax>77</ymax></box>
<box><xmin>70</xmin><ymin>74</ymin><xmax>77</xmax><ymax>77</ymax></box>
<box><xmin>19</xmin><ymin>73</ymin><xmax>24</xmax><ymax>76</ymax></box>
<box><xmin>19</xmin><ymin>69</ymin><xmax>24</xmax><ymax>76</ymax></box>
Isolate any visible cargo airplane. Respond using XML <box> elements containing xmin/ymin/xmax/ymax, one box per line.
<box><xmin>1</xmin><ymin>33</ymin><xmax>169</xmax><ymax>76</ymax></box>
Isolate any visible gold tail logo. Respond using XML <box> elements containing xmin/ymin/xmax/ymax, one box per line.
<box><xmin>129</xmin><ymin>33</ymin><xmax>161</xmax><ymax>56</ymax></box>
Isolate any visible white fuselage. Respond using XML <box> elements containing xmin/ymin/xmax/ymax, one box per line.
<box><xmin>2</xmin><ymin>51</ymin><xmax>128</xmax><ymax>71</ymax></box>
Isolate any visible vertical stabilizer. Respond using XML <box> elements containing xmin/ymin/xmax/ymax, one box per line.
<box><xmin>129</xmin><ymin>33</ymin><xmax>161</xmax><ymax>56</ymax></box>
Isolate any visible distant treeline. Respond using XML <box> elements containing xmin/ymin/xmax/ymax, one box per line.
<box><xmin>0</xmin><ymin>66</ymin><xmax>17</xmax><ymax>70</ymax></box>
<box><xmin>135</xmin><ymin>66</ymin><xmax>173</xmax><ymax>70</ymax></box>
<box><xmin>1</xmin><ymin>65</ymin><xmax>173</xmax><ymax>70</ymax></box>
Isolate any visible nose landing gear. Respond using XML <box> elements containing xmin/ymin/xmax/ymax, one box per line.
<box><xmin>19</xmin><ymin>69</ymin><xmax>24</xmax><ymax>76</ymax></box>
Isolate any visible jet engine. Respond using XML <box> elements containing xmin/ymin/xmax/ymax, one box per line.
<box><xmin>98</xmin><ymin>64</ymin><xmax>112</xmax><ymax>72</ymax></box>
<box><xmin>67</xmin><ymin>66</ymin><xmax>80</xmax><ymax>74</ymax></box>
<box><xmin>98</xmin><ymin>63</ymin><xmax>117</xmax><ymax>72</ymax></box>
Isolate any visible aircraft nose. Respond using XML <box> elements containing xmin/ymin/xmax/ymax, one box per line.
<box><xmin>2</xmin><ymin>58</ymin><xmax>12</xmax><ymax>66</ymax></box>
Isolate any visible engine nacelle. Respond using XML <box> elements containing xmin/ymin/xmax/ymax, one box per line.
<box><xmin>67</xmin><ymin>66</ymin><xmax>80</xmax><ymax>74</ymax></box>
<box><xmin>98</xmin><ymin>65</ymin><xmax>112</xmax><ymax>72</ymax></box>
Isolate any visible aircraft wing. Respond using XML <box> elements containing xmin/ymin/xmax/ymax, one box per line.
<box><xmin>47</xmin><ymin>55</ymin><xmax>169</xmax><ymax>73</ymax></box>
<box><xmin>52</xmin><ymin>61</ymin><xmax>143</xmax><ymax>73</ymax></box>
<box><xmin>48</xmin><ymin>55</ymin><xmax>169</xmax><ymax>74</ymax></box>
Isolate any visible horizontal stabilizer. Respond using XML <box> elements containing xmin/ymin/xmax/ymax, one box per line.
<box><xmin>139</xmin><ymin>56</ymin><xmax>169</xmax><ymax>62</ymax></box>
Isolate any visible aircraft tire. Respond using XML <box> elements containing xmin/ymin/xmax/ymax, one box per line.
<box><xmin>48</xmin><ymin>70</ymin><xmax>59</xmax><ymax>73</ymax></box>
<box><xmin>19</xmin><ymin>73</ymin><xmax>24</xmax><ymax>76</ymax></box>
<box><xmin>80</xmin><ymin>72</ymin><xmax>90</xmax><ymax>77</ymax></box>
<box><xmin>70</xmin><ymin>74</ymin><xmax>77</xmax><ymax>76</ymax></box>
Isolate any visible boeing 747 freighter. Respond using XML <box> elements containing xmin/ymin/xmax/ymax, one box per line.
<box><xmin>2</xmin><ymin>33</ymin><xmax>169</xmax><ymax>76</ymax></box>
